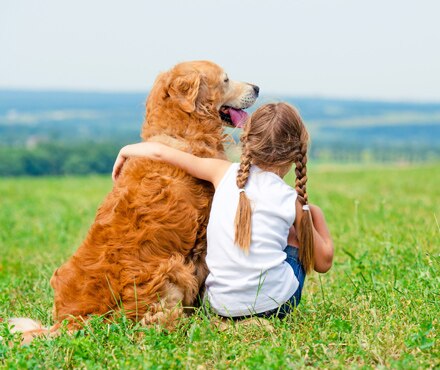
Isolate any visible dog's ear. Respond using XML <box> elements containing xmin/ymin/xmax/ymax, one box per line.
<box><xmin>168</xmin><ymin>72</ymin><xmax>201</xmax><ymax>113</ymax></box>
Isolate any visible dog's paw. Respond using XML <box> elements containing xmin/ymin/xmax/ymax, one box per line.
<box><xmin>140</xmin><ymin>303</ymin><xmax>183</xmax><ymax>330</ymax></box>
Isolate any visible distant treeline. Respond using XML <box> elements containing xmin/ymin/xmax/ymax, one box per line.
<box><xmin>0</xmin><ymin>142</ymin><xmax>120</xmax><ymax>176</ymax></box>
<box><xmin>0</xmin><ymin>141</ymin><xmax>439</xmax><ymax>177</ymax></box>
<box><xmin>1</xmin><ymin>91</ymin><xmax>439</xmax><ymax>176</ymax></box>
<box><xmin>310</xmin><ymin>142</ymin><xmax>440</xmax><ymax>164</ymax></box>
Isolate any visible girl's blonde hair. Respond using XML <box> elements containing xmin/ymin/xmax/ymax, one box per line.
<box><xmin>234</xmin><ymin>102</ymin><xmax>315</xmax><ymax>273</ymax></box>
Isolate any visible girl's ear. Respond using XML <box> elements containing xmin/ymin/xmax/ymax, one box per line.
<box><xmin>168</xmin><ymin>72</ymin><xmax>201</xmax><ymax>113</ymax></box>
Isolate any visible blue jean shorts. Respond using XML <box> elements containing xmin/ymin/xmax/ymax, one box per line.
<box><xmin>228</xmin><ymin>245</ymin><xmax>306</xmax><ymax>320</ymax></box>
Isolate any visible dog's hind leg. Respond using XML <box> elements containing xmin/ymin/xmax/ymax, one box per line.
<box><xmin>121</xmin><ymin>255</ymin><xmax>199</xmax><ymax>330</ymax></box>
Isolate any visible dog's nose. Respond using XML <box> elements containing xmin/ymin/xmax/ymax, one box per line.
<box><xmin>252</xmin><ymin>85</ymin><xmax>260</xmax><ymax>96</ymax></box>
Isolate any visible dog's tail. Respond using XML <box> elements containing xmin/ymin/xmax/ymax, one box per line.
<box><xmin>2</xmin><ymin>318</ymin><xmax>55</xmax><ymax>345</ymax></box>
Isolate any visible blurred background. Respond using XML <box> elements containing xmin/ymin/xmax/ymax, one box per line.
<box><xmin>1</xmin><ymin>0</ymin><xmax>439</xmax><ymax>176</ymax></box>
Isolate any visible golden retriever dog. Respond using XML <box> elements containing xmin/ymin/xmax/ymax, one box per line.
<box><xmin>10</xmin><ymin>60</ymin><xmax>258</xmax><ymax>343</ymax></box>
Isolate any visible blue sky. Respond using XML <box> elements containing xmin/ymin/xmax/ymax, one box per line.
<box><xmin>1</xmin><ymin>0</ymin><xmax>439</xmax><ymax>101</ymax></box>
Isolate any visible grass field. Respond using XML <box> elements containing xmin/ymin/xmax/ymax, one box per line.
<box><xmin>0</xmin><ymin>164</ymin><xmax>439</xmax><ymax>369</ymax></box>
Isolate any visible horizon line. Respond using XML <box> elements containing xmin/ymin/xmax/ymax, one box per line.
<box><xmin>1</xmin><ymin>87</ymin><xmax>440</xmax><ymax>105</ymax></box>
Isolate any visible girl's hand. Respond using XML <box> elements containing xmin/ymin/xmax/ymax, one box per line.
<box><xmin>112</xmin><ymin>148</ymin><xmax>128</xmax><ymax>182</ymax></box>
<box><xmin>112</xmin><ymin>142</ymin><xmax>160</xmax><ymax>182</ymax></box>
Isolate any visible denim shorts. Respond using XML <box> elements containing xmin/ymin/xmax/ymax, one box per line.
<box><xmin>227</xmin><ymin>245</ymin><xmax>306</xmax><ymax>320</ymax></box>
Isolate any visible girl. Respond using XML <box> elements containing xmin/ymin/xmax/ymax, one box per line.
<box><xmin>112</xmin><ymin>102</ymin><xmax>333</xmax><ymax>319</ymax></box>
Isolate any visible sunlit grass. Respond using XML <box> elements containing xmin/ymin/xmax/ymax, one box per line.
<box><xmin>1</xmin><ymin>164</ymin><xmax>439</xmax><ymax>368</ymax></box>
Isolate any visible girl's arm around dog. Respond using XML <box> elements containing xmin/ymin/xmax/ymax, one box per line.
<box><xmin>113</xmin><ymin>142</ymin><xmax>231</xmax><ymax>188</ymax></box>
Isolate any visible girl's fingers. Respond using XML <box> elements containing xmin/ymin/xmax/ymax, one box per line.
<box><xmin>112</xmin><ymin>154</ymin><xmax>126</xmax><ymax>181</ymax></box>
<box><xmin>112</xmin><ymin>143</ymin><xmax>149</xmax><ymax>181</ymax></box>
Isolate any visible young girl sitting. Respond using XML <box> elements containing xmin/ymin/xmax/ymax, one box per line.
<box><xmin>112</xmin><ymin>102</ymin><xmax>334</xmax><ymax>319</ymax></box>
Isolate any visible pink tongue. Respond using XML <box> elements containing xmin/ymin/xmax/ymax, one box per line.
<box><xmin>229</xmin><ymin>108</ymin><xmax>248</xmax><ymax>128</ymax></box>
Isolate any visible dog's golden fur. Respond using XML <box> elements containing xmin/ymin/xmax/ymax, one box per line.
<box><xmin>12</xmin><ymin>61</ymin><xmax>258</xmax><ymax>343</ymax></box>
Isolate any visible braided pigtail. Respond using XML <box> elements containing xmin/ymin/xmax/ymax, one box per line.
<box><xmin>295</xmin><ymin>140</ymin><xmax>315</xmax><ymax>273</ymax></box>
<box><xmin>234</xmin><ymin>130</ymin><xmax>253</xmax><ymax>253</ymax></box>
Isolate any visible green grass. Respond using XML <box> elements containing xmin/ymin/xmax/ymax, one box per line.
<box><xmin>1</xmin><ymin>164</ymin><xmax>439</xmax><ymax>369</ymax></box>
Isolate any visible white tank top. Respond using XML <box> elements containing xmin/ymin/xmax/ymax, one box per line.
<box><xmin>205</xmin><ymin>163</ymin><xmax>299</xmax><ymax>316</ymax></box>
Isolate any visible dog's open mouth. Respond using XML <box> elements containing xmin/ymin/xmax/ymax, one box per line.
<box><xmin>219</xmin><ymin>106</ymin><xmax>248</xmax><ymax>128</ymax></box>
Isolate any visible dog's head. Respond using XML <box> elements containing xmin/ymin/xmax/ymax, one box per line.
<box><xmin>145</xmin><ymin>61</ymin><xmax>259</xmax><ymax>129</ymax></box>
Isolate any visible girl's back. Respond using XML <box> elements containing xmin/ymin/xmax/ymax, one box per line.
<box><xmin>206</xmin><ymin>163</ymin><xmax>299</xmax><ymax>317</ymax></box>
